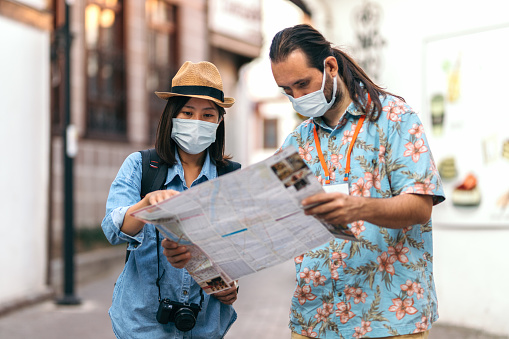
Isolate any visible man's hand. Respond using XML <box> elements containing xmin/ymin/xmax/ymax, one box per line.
<box><xmin>302</xmin><ymin>192</ymin><xmax>359</xmax><ymax>227</ymax></box>
<box><xmin>161</xmin><ymin>238</ymin><xmax>191</xmax><ymax>269</ymax></box>
<box><xmin>302</xmin><ymin>192</ymin><xmax>433</xmax><ymax>229</ymax></box>
<box><xmin>213</xmin><ymin>284</ymin><xmax>238</xmax><ymax>305</ymax></box>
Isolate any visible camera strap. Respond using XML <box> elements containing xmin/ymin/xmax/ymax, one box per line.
<box><xmin>152</xmin><ymin>158</ymin><xmax>240</xmax><ymax>308</ymax></box>
<box><xmin>155</xmin><ymin>229</ymin><xmax>204</xmax><ymax>308</ymax></box>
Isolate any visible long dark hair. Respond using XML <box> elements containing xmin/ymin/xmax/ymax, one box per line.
<box><xmin>269</xmin><ymin>24</ymin><xmax>404</xmax><ymax>121</ymax></box>
<box><xmin>154</xmin><ymin>96</ymin><xmax>231</xmax><ymax>166</ymax></box>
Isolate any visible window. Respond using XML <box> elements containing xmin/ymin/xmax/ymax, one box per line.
<box><xmin>85</xmin><ymin>0</ymin><xmax>126</xmax><ymax>139</ymax></box>
<box><xmin>146</xmin><ymin>0</ymin><xmax>179</xmax><ymax>141</ymax></box>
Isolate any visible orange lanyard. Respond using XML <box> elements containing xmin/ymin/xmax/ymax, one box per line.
<box><xmin>312</xmin><ymin>125</ymin><xmax>331</xmax><ymax>184</ymax></box>
<box><xmin>312</xmin><ymin>96</ymin><xmax>370</xmax><ymax>184</ymax></box>
<box><xmin>343</xmin><ymin>115</ymin><xmax>366</xmax><ymax>181</ymax></box>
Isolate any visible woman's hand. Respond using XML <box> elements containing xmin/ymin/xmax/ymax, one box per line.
<box><xmin>213</xmin><ymin>284</ymin><xmax>238</xmax><ymax>305</ymax></box>
<box><xmin>122</xmin><ymin>190</ymin><xmax>180</xmax><ymax>236</ymax></box>
<box><xmin>144</xmin><ymin>189</ymin><xmax>180</xmax><ymax>205</ymax></box>
<box><xmin>161</xmin><ymin>238</ymin><xmax>191</xmax><ymax>269</ymax></box>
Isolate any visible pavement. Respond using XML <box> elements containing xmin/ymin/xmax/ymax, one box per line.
<box><xmin>0</xmin><ymin>247</ymin><xmax>507</xmax><ymax>339</ymax></box>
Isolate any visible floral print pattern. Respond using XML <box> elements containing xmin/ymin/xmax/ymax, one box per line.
<box><xmin>281</xmin><ymin>94</ymin><xmax>445</xmax><ymax>338</ymax></box>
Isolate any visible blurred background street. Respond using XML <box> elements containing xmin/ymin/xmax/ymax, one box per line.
<box><xmin>0</xmin><ymin>247</ymin><xmax>507</xmax><ymax>339</ymax></box>
<box><xmin>2</xmin><ymin>0</ymin><xmax>509</xmax><ymax>337</ymax></box>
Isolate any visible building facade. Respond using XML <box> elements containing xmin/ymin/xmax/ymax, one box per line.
<box><xmin>0</xmin><ymin>0</ymin><xmax>263</xmax><ymax>311</ymax></box>
<box><xmin>49</xmin><ymin>0</ymin><xmax>262</xmax><ymax>247</ymax></box>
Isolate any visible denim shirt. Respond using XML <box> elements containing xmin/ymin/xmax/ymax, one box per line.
<box><xmin>101</xmin><ymin>150</ymin><xmax>237</xmax><ymax>339</ymax></box>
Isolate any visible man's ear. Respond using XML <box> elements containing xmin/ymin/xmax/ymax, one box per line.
<box><xmin>324</xmin><ymin>56</ymin><xmax>338</xmax><ymax>77</ymax></box>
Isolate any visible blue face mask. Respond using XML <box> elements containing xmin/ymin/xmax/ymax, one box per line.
<box><xmin>283</xmin><ymin>63</ymin><xmax>337</xmax><ymax>118</ymax></box>
<box><xmin>171</xmin><ymin>118</ymin><xmax>219</xmax><ymax>155</ymax></box>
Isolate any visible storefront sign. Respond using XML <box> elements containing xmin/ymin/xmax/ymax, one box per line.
<box><xmin>208</xmin><ymin>0</ymin><xmax>261</xmax><ymax>44</ymax></box>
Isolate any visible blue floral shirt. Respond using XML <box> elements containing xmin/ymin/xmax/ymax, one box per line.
<box><xmin>280</xmin><ymin>94</ymin><xmax>445</xmax><ymax>338</ymax></box>
<box><xmin>101</xmin><ymin>151</ymin><xmax>237</xmax><ymax>339</ymax></box>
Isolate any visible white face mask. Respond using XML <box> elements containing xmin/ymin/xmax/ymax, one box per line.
<box><xmin>283</xmin><ymin>65</ymin><xmax>337</xmax><ymax>118</ymax></box>
<box><xmin>171</xmin><ymin>118</ymin><xmax>219</xmax><ymax>155</ymax></box>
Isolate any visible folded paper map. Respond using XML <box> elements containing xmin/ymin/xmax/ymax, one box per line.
<box><xmin>131</xmin><ymin>146</ymin><xmax>358</xmax><ymax>294</ymax></box>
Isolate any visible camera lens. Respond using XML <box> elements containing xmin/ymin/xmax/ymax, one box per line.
<box><xmin>174</xmin><ymin>308</ymin><xmax>197</xmax><ymax>332</ymax></box>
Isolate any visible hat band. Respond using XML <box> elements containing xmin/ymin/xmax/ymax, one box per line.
<box><xmin>171</xmin><ymin>85</ymin><xmax>224</xmax><ymax>102</ymax></box>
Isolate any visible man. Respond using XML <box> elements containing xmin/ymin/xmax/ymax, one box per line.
<box><xmin>270</xmin><ymin>24</ymin><xmax>445</xmax><ymax>339</ymax></box>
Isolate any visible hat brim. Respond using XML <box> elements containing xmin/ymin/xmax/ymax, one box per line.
<box><xmin>155</xmin><ymin>92</ymin><xmax>234</xmax><ymax>108</ymax></box>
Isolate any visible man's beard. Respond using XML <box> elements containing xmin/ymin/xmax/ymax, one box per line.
<box><xmin>324</xmin><ymin>73</ymin><xmax>342</xmax><ymax>111</ymax></box>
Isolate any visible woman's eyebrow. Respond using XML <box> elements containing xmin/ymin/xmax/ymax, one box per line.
<box><xmin>182</xmin><ymin>105</ymin><xmax>215</xmax><ymax>111</ymax></box>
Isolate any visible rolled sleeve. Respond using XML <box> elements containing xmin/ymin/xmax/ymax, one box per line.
<box><xmin>101</xmin><ymin>152</ymin><xmax>146</xmax><ymax>247</ymax></box>
<box><xmin>386</xmin><ymin>109</ymin><xmax>445</xmax><ymax>204</ymax></box>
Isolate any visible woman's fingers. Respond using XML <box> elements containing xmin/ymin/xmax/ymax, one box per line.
<box><xmin>161</xmin><ymin>238</ymin><xmax>191</xmax><ymax>268</ymax></box>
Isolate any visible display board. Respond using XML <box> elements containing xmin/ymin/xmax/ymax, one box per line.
<box><xmin>423</xmin><ymin>25</ymin><xmax>509</xmax><ymax>227</ymax></box>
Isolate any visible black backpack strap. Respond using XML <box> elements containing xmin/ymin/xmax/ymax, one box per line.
<box><xmin>126</xmin><ymin>148</ymin><xmax>168</xmax><ymax>263</ymax></box>
<box><xmin>140</xmin><ymin>148</ymin><xmax>168</xmax><ymax>198</ymax></box>
<box><xmin>217</xmin><ymin>160</ymin><xmax>241</xmax><ymax>176</ymax></box>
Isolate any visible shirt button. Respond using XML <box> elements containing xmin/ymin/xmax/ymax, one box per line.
<box><xmin>183</xmin><ymin>290</ymin><xmax>188</xmax><ymax>295</ymax></box>
<box><xmin>338</xmin><ymin>292</ymin><xmax>343</xmax><ymax>297</ymax></box>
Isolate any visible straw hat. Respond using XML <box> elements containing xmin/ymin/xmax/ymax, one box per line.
<box><xmin>155</xmin><ymin>61</ymin><xmax>235</xmax><ymax>108</ymax></box>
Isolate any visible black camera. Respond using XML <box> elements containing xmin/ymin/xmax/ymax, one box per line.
<box><xmin>156</xmin><ymin>299</ymin><xmax>201</xmax><ymax>332</ymax></box>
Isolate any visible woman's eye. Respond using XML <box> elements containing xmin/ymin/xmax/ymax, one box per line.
<box><xmin>181</xmin><ymin>111</ymin><xmax>192</xmax><ymax>116</ymax></box>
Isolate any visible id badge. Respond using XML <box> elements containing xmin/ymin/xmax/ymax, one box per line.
<box><xmin>323</xmin><ymin>182</ymin><xmax>349</xmax><ymax>195</ymax></box>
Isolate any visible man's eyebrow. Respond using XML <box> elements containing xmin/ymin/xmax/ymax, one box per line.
<box><xmin>292</xmin><ymin>77</ymin><xmax>309</xmax><ymax>86</ymax></box>
<box><xmin>279</xmin><ymin>77</ymin><xmax>309</xmax><ymax>89</ymax></box>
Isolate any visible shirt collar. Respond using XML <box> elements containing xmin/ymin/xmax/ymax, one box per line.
<box><xmin>313</xmin><ymin>92</ymin><xmax>369</xmax><ymax>131</ymax></box>
<box><xmin>165</xmin><ymin>148</ymin><xmax>217</xmax><ymax>187</ymax></box>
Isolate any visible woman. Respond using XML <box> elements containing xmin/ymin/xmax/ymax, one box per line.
<box><xmin>101</xmin><ymin>61</ymin><xmax>240</xmax><ymax>339</ymax></box>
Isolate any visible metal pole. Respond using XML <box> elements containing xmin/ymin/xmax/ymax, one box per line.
<box><xmin>56</xmin><ymin>0</ymin><xmax>80</xmax><ymax>305</ymax></box>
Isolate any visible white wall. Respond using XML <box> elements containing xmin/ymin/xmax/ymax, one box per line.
<box><xmin>433</xmin><ymin>228</ymin><xmax>509</xmax><ymax>335</ymax></box>
<box><xmin>328</xmin><ymin>0</ymin><xmax>509</xmax><ymax>116</ymax></box>
<box><xmin>327</xmin><ymin>0</ymin><xmax>509</xmax><ymax>335</ymax></box>
<box><xmin>0</xmin><ymin>17</ymin><xmax>50</xmax><ymax>305</ymax></box>
<box><xmin>242</xmin><ymin>0</ymin><xmax>306</xmax><ymax>165</ymax></box>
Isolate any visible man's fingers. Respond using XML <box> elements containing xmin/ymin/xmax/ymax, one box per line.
<box><xmin>304</xmin><ymin>200</ymin><xmax>336</xmax><ymax>216</ymax></box>
<box><xmin>301</xmin><ymin>192</ymin><xmax>331</xmax><ymax>208</ymax></box>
